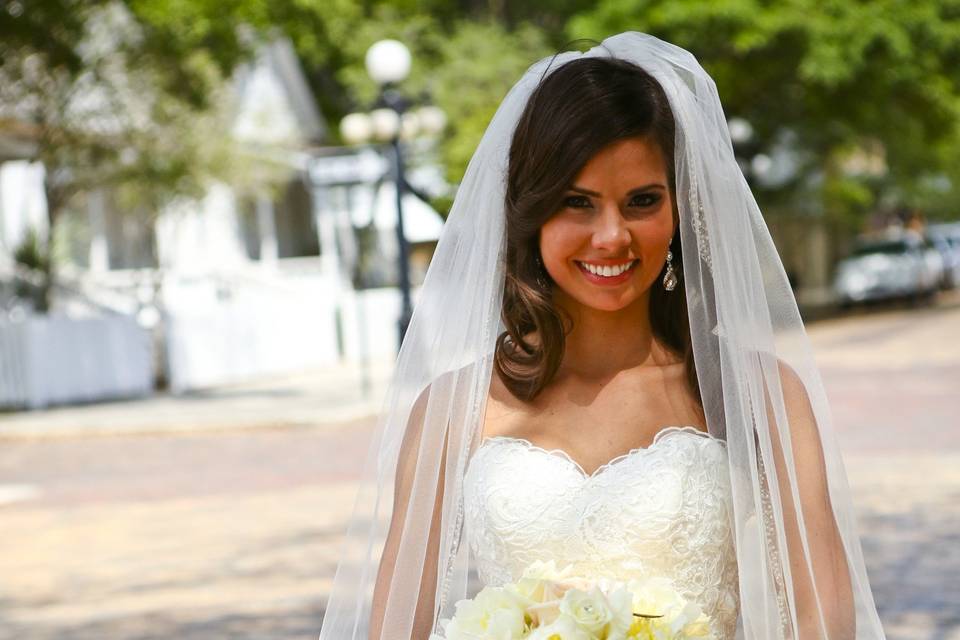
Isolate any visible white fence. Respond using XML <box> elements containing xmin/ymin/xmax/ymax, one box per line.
<box><xmin>164</xmin><ymin>296</ymin><xmax>340</xmax><ymax>393</ymax></box>
<box><xmin>0</xmin><ymin>314</ymin><xmax>153</xmax><ymax>410</ymax></box>
<box><xmin>163</xmin><ymin>284</ymin><xmax>412</xmax><ymax>393</ymax></box>
<box><xmin>0</xmin><ymin>275</ymin><xmax>417</xmax><ymax>406</ymax></box>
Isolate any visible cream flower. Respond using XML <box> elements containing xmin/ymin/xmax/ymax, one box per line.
<box><xmin>667</xmin><ymin>601</ymin><xmax>712</xmax><ymax>638</ymax></box>
<box><xmin>525</xmin><ymin>614</ymin><xmax>593</xmax><ymax>640</ymax></box>
<box><xmin>522</xmin><ymin>580</ymin><xmax>633</xmax><ymax>635</ymax></box>
<box><xmin>558</xmin><ymin>586</ymin><xmax>617</xmax><ymax>638</ymax></box>
<box><xmin>511</xmin><ymin>560</ymin><xmax>582</xmax><ymax>608</ymax></box>
<box><xmin>512</xmin><ymin>559</ymin><xmax>601</xmax><ymax>625</ymax></box>
<box><xmin>602</xmin><ymin>586</ymin><xmax>635</xmax><ymax>639</ymax></box>
<box><xmin>522</xmin><ymin>559</ymin><xmax>579</xmax><ymax>582</ymax></box>
<box><xmin>624</xmin><ymin>576</ymin><xmax>713</xmax><ymax>640</ymax></box>
<box><xmin>440</xmin><ymin>585</ymin><xmax>527</xmax><ymax>640</ymax></box>
<box><xmin>626</xmin><ymin>576</ymin><xmax>684</xmax><ymax>618</ymax></box>
<box><xmin>511</xmin><ymin>575</ymin><xmax>567</xmax><ymax>606</ymax></box>
<box><xmin>525</xmin><ymin>597</ymin><xmax>562</xmax><ymax>627</ymax></box>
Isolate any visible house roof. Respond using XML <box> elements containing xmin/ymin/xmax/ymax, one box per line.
<box><xmin>231</xmin><ymin>37</ymin><xmax>327</xmax><ymax>146</ymax></box>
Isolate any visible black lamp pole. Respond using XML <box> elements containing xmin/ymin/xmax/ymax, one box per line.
<box><xmin>380</xmin><ymin>86</ymin><xmax>414</xmax><ymax>347</ymax></box>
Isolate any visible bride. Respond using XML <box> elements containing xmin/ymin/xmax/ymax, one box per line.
<box><xmin>319</xmin><ymin>32</ymin><xmax>887</xmax><ymax>640</ymax></box>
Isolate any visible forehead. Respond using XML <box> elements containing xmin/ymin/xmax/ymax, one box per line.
<box><xmin>572</xmin><ymin>136</ymin><xmax>667</xmax><ymax>187</ymax></box>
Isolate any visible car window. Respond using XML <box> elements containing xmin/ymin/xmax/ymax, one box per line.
<box><xmin>850</xmin><ymin>240</ymin><xmax>909</xmax><ymax>257</ymax></box>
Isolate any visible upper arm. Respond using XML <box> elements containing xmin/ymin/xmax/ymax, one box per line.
<box><xmin>761</xmin><ymin>359</ymin><xmax>855</xmax><ymax>639</ymax></box>
<box><xmin>370</xmin><ymin>384</ymin><xmax>449</xmax><ymax>640</ymax></box>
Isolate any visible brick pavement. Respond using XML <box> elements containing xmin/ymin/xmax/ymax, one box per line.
<box><xmin>0</xmin><ymin>358</ymin><xmax>394</xmax><ymax>439</ymax></box>
<box><xmin>844</xmin><ymin>455</ymin><xmax>960</xmax><ymax>639</ymax></box>
<box><xmin>0</xmin><ymin>484</ymin><xmax>358</xmax><ymax>640</ymax></box>
<box><xmin>810</xmin><ymin>293</ymin><xmax>960</xmax><ymax>638</ymax></box>
<box><xmin>0</xmin><ymin>293</ymin><xmax>957</xmax><ymax>639</ymax></box>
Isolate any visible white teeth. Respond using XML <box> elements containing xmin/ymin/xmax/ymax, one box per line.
<box><xmin>579</xmin><ymin>260</ymin><xmax>635</xmax><ymax>277</ymax></box>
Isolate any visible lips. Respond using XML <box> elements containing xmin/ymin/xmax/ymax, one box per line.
<box><xmin>574</xmin><ymin>259</ymin><xmax>638</xmax><ymax>286</ymax></box>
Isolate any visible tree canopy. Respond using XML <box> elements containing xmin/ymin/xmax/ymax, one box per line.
<box><xmin>4</xmin><ymin>0</ymin><xmax>960</xmax><ymax>242</ymax></box>
<box><xmin>285</xmin><ymin>0</ymin><xmax>960</xmax><ymax>222</ymax></box>
<box><xmin>568</xmin><ymin>0</ymin><xmax>960</xmax><ymax>222</ymax></box>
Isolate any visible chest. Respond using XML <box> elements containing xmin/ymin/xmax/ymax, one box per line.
<box><xmin>462</xmin><ymin>427</ymin><xmax>735</xmax><ymax>587</ymax></box>
<box><xmin>461</xmin><ymin>428</ymin><xmax>741</xmax><ymax>639</ymax></box>
<box><xmin>482</xmin><ymin>368</ymin><xmax>705</xmax><ymax>476</ymax></box>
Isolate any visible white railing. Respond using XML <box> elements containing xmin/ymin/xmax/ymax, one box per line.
<box><xmin>164</xmin><ymin>294</ymin><xmax>341</xmax><ymax>393</ymax></box>
<box><xmin>0</xmin><ymin>313</ymin><xmax>153</xmax><ymax>410</ymax></box>
<box><xmin>0</xmin><ymin>262</ymin><xmax>417</xmax><ymax>403</ymax></box>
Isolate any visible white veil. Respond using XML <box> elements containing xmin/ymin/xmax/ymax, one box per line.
<box><xmin>318</xmin><ymin>32</ymin><xmax>886</xmax><ymax>640</ymax></box>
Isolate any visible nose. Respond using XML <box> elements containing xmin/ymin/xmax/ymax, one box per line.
<box><xmin>591</xmin><ymin>205</ymin><xmax>631</xmax><ymax>252</ymax></box>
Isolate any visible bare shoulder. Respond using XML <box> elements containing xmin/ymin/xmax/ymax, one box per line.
<box><xmin>773</xmin><ymin>358</ymin><xmax>820</xmax><ymax>437</ymax></box>
<box><xmin>481</xmin><ymin>364</ymin><xmax>529</xmax><ymax>439</ymax></box>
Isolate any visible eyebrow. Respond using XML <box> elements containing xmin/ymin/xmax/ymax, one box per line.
<box><xmin>569</xmin><ymin>183</ymin><xmax>666</xmax><ymax>196</ymax></box>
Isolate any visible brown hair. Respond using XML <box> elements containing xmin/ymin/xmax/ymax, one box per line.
<box><xmin>494</xmin><ymin>56</ymin><xmax>700</xmax><ymax>406</ymax></box>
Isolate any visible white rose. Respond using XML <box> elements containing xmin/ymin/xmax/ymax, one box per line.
<box><xmin>624</xmin><ymin>577</ymin><xmax>713</xmax><ymax>639</ymax></box>
<box><xmin>668</xmin><ymin>601</ymin><xmax>712</xmax><ymax>638</ymax></box>
<box><xmin>625</xmin><ymin>576</ymin><xmax>684</xmax><ymax>618</ymax></box>
<box><xmin>442</xmin><ymin>586</ymin><xmax>527</xmax><ymax>640</ymax></box>
<box><xmin>513</xmin><ymin>561</ymin><xmax>587</xmax><ymax>610</ymax></box>
<box><xmin>522</xmin><ymin>559</ymin><xmax>578</xmax><ymax>582</ymax></box>
<box><xmin>526</xmin><ymin>597</ymin><xmax>562</xmax><ymax>627</ymax></box>
<box><xmin>559</xmin><ymin>587</ymin><xmax>615</xmax><ymax>638</ymax></box>
<box><xmin>602</xmin><ymin>586</ymin><xmax>635</xmax><ymax>640</ymax></box>
<box><xmin>525</xmin><ymin>581</ymin><xmax>632</xmax><ymax>638</ymax></box>
<box><xmin>526</xmin><ymin>613</ymin><xmax>593</xmax><ymax>640</ymax></box>
<box><xmin>554</xmin><ymin>576</ymin><xmax>595</xmax><ymax>593</ymax></box>
<box><xmin>512</xmin><ymin>575</ymin><xmax>564</xmax><ymax>606</ymax></box>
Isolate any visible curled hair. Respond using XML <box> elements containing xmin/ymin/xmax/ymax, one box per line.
<box><xmin>495</xmin><ymin>56</ymin><xmax>699</xmax><ymax>405</ymax></box>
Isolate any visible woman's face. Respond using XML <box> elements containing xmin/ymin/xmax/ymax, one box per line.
<box><xmin>538</xmin><ymin>135</ymin><xmax>676</xmax><ymax>313</ymax></box>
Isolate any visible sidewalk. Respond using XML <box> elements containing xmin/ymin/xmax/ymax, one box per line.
<box><xmin>0</xmin><ymin>357</ymin><xmax>395</xmax><ymax>439</ymax></box>
<box><xmin>2</xmin><ymin>289</ymin><xmax>957</xmax><ymax>441</ymax></box>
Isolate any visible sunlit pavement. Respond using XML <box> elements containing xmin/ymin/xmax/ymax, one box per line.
<box><xmin>0</xmin><ymin>292</ymin><xmax>957</xmax><ymax>639</ymax></box>
<box><xmin>814</xmin><ymin>291</ymin><xmax>960</xmax><ymax>639</ymax></box>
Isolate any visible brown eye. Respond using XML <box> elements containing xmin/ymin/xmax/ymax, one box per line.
<box><xmin>563</xmin><ymin>195</ymin><xmax>592</xmax><ymax>208</ymax></box>
<box><xmin>630</xmin><ymin>193</ymin><xmax>662</xmax><ymax>207</ymax></box>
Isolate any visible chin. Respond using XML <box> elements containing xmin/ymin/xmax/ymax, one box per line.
<box><xmin>562</xmin><ymin>287</ymin><xmax>643</xmax><ymax>313</ymax></box>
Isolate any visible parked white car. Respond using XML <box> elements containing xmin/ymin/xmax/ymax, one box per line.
<box><xmin>920</xmin><ymin>233</ymin><xmax>947</xmax><ymax>290</ymax></box>
<box><xmin>834</xmin><ymin>231</ymin><xmax>939</xmax><ymax>306</ymax></box>
<box><xmin>928</xmin><ymin>222</ymin><xmax>960</xmax><ymax>289</ymax></box>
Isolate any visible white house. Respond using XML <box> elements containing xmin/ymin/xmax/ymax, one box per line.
<box><xmin>0</xmin><ymin>37</ymin><xmax>446</xmax><ymax>406</ymax></box>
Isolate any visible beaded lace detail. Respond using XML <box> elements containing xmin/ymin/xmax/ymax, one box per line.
<box><xmin>463</xmin><ymin>425</ymin><xmax>740</xmax><ymax>639</ymax></box>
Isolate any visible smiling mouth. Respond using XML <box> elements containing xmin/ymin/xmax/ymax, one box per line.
<box><xmin>575</xmin><ymin>259</ymin><xmax>638</xmax><ymax>278</ymax></box>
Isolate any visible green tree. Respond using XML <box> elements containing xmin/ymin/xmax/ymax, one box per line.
<box><xmin>567</xmin><ymin>0</ymin><xmax>960</xmax><ymax>223</ymax></box>
<box><xmin>332</xmin><ymin>10</ymin><xmax>554</xmax><ymax>185</ymax></box>
<box><xmin>125</xmin><ymin>1</ymin><xmax>586</xmax><ymax>189</ymax></box>
<box><xmin>0</xmin><ymin>1</ymin><xmax>249</xmax><ymax>311</ymax></box>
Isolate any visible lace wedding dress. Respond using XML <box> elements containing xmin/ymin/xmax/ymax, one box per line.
<box><xmin>463</xmin><ymin>425</ymin><xmax>740</xmax><ymax>639</ymax></box>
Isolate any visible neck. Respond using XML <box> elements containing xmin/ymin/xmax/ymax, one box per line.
<box><xmin>554</xmin><ymin>289</ymin><xmax>665</xmax><ymax>379</ymax></box>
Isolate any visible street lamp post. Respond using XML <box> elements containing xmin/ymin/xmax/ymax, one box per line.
<box><xmin>339</xmin><ymin>39</ymin><xmax>445</xmax><ymax>351</ymax></box>
<box><xmin>389</xmin><ymin>122</ymin><xmax>414</xmax><ymax>345</ymax></box>
<box><xmin>366</xmin><ymin>40</ymin><xmax>414</xmax><ymax>348</ymax></box>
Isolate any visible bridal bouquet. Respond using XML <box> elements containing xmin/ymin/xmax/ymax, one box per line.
<box><xmin>431</xmin><ymin>560</ymin><xmax>713</xmax><ymax>640</ymax></box>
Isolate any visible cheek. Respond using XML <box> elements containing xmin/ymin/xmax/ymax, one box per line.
<box><xmin>538</xmin><ymin>218</ymin><xmax>584</xmax><ymax>262</ymax></box>
<box><xmin>638</xmin><ymin>207</ymin><xmax>676</xmax><ymax>247</ymax></box>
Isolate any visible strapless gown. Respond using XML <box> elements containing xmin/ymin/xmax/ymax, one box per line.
<box><xmin>462</xmin><ymin>425</ymin><xmax>740</xmax><ymax>639</ymax></box>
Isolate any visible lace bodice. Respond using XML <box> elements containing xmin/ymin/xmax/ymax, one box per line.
<box><xmin>462</xmin><ymin>425</ymin><xmax>740</xmax><ymax>639</ymax></box>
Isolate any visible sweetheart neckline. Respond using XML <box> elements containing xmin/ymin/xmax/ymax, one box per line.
<box><xmin>476</xmin><ymin>425</ymin><xmax>725</xmax><ymax>479</ymax></box>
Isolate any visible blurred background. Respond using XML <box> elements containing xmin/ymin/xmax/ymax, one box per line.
<box><xmin>0</xmin><ymin>1</ymin><xmax>958</xmax><ymax>639</ymax></box>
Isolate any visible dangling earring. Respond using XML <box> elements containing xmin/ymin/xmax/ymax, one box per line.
<box><xmin>662</xmin><ymin>250</ymin><xmax>678</xmax><ymax>291</ymax></box>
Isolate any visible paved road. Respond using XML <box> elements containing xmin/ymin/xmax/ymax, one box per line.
<box><xmin>0</xmin><ymin>293</ymin><xmax>958</xmax><ymax>640</ymax></box>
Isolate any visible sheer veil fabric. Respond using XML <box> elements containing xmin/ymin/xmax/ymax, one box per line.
<box><xmin>318</xmin><ymin>32</ymin><xmax>886</xmax><ymax>640</ymax></box>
